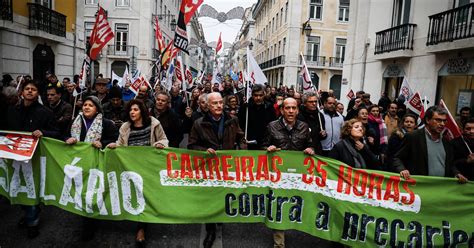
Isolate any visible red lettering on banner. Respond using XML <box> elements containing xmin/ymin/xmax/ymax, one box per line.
<box><xmin>337</xmin><ymin>165</ymin><xmax>352</xmax><ymax>195</ymax></box>
<box><xmin>256</xmin><ymin>155</ymin><xmax>270</xmax><ymax>181</ymax></box>
<box><xmin>383</xmin><ymin>176</ymin><xmax>401</xmax><ymax>202</ymax></box>
<box><xmin>315</xmin><ymin>160</ymin><xmax>328</xmax><ymax>187</ymax></box>
<box><xmin>221</xmin><ymin>155</ymin><xmax>234</xmax><ymax>181</ymax></box>
<box><xmin>352</xmin><ymin>170</ymin><xmax>368</xmax><ymax>197</ymax></box>
<box><xmin>234</xmin><ymin>157</ymin><xmax>241</xmax><ymax>181</ymax></box>
<box><xmin>302</xmin><ymin>157</ymin><xmax>315</xmax><ymax>184</ymax></box>
<box><xmin>401</xmin><ymin>179</ymin><xmax>416</xmax><ymax>205</ymax></box>
<box><xmin>240</xmin><ymin>156</ymin><xmax>255</xmax><ymax>181</ymax></box>
<box><xmin>207</xmin><ymin>157</ymin><xmax>221</xmax><ymax>180</ymax></box>
<box><xmin>180</xmin><ymin>153</ymin><xmax>193</xmax><ymax>179</ymax></box>
<box><xmin>270</xmin><ymin>156</ymin><xmax>282</xmax><ymax>182</ymax></box>
<box><xmin>368</xmin><ymin>173</ymin><xmax>384</xmax><ymax>200</ymax></box>
<box><xmin>193</xmin><ymin>156</ymin><xmax>206</xmax><ymax>179</ymax></box>
<box><xmin>166</xmin><ymin>152</ymin><xmax>178</xmax><ymax>178</ymax></box>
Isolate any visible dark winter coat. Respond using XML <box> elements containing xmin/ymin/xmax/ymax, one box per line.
<box><xmin>188</xmin><ymin>113</ymin><xmax>246</xmax><ymax>151</ymax></box>
<box><xmin>262</xmin><ymin>118</ymin><xmax>313</xmax><ymax>151</ymax></box>
<box><xmin>238</xmin><ymin>98</ymin><xmax>276</xmax><ymax>149</ymax></box>
<box><xmin>152</xmin><ymin>108</ymin><xmax>183</xmax><ymax>148</ymax></box>
<box><xmin>6</xmin><ymin>101</ymin><xmax>60</xmax><ymax>138</ymax></box>
<box><xmin>328</xmin><ymin>138</ymin><xmax>380</xmax><ymax>169</ymax></box>
<box><xmin>297</xmin><ymin>107</ymin><xmax>326</xmax><ymax>155</ymax></box>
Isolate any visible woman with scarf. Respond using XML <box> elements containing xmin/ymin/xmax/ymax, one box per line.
<box><xmin>329</xmin><ymin>119</ymin><xmax>380</xmax><ymax>169</ymax></box>
<box><xmin>65</xmin><ymin>95</ymin><xmax>118</xmax><ymax>241</ymax></box>
<box><xmin>366</xmin><ymin>104</ymin><xmax>389</xmax><ymax>167</ymax></box>
<box><xmin>386</xmin><ymin>113</ymin><xmax>417</xmax><ymax>172</ymax></box>
<box><xmin>107</xmin><ymin>99</ymin><xmax>168</xmax><ymax>247</ymax></box>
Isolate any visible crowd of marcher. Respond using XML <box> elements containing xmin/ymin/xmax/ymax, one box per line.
<box><xmin>0</xmin><ymin>72</ymin><xmax>473</xmax><ymax>248</ymax></box>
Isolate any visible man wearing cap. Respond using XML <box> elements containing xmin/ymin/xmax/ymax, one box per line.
<box><xmin>93</xmin><ymin>78</ymin><xmax>110</xmax><ymax>105</ymax></box>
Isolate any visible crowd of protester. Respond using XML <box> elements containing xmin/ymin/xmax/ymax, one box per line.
<box><xmin>0</xmin><ymin>72</ymin><xmax>473</xmax><ymax>248</ymax></box>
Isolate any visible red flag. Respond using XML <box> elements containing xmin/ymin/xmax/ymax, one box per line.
<box><xmin>346</xmin><ymin>89</ymin><xmax>354</xmax><ymax>100</ymax></box>
<box><xmin>216</xmin><ymin>32</ymin><xmax>222</xmax><ymax>54</ymax></box>
<box><xmin>175</xmin><ymin>56</ymin><xmax>184</xmax><ymax>85</ymax></box>
<box><xmin>439</xmin><ymin>99</ymin><xmax>462</xmax><ymax>140</ymax></box>
<box><xmin>89</xmin><ymin>7</ymin><xmax>114</xmax><ymax>60</ymax></box>
<box><xmin>155</xmin><ymin>16</ymin><xmax>165</xmax><ymax>53</ymax></box>
<box><xmin>238</xmin><ymin>71</ymin><xmax>243</xmax><ymax>84</ymax></box>
<box><xmin>174</xmin><ymin>0</ymin><xmax>204</xmax><ymax>53</ymax></box>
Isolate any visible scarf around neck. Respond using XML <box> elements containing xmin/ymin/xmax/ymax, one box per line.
<box><xmin>71</xmin><ymin>113</ymin><xmax>103</xmax><ymax>143</ymax></box>
<box><xmin>368</xmin><ymin>114</ymin><xmax>388</xmax><ymax>145</ymax></box>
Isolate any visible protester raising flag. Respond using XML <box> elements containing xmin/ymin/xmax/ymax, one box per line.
<box><xmin>175</xmin><ymin>55</ymin><xmax>185</xmax><ymax>89</ymax></box>
<box><xmin>346</xmin><ymin>89</ymin><xmax>355</xmax><ymax>100</ymax></box>
<box><xmin>155</xmin><ymin>16</ymin><xmax>165</xmax><ymax>53</ymax></box>
<box><xmin>407</xmin><ymin>92</ymin><xmax>425</xmax><ymax>126</ymax></box>
<box><xmin>246</xmin><ymin>47</ymin><xmax>267</xmax><ymax>85</ymax></box>
<box><xmin>439</xmin><ymin>99</ymin><xmax>463</xmax><ymax>140</ymax></box>
<box><xmin>399</xmin><ymin>77</ymin><xmax>414</xmax><ymax>103</ymax></box>
<box><xmin>174</xmin><ymin>0</ymin><xmax>204</xmax><ymax>53</ymax></box>
<box><xmin>215</xmin><ymin>32</ymin><xmax>223</xmax><ymax>54</ymax></box>
<box><xmin>89</xmin><ymin>6</ymin><xmax>114</xmax><ymax>60</ymax></box>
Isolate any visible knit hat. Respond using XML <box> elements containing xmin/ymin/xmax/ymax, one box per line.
<box><xmin>109</xmin><ymin>86</ymin><xmax>123</xmax><ymax>99</ymax></box>
<box><xmin>84</xmin><ymin>95</ymin><xmax>103</xmax><ymax>114</ymax></box>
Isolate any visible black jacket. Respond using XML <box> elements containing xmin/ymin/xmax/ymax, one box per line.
<box><xmin>262</xmin><ymin>118</ymin><xmax>313</xmax><ymax>151</ymax></box>
<box><xmin>238</xmin><ymin>98</ymin><xmax>276</xmax><ymax>149</ymax></box>
<box><xmin>393</xmin><ymin>128</ymin><xmax>458</xmax><ymax>177</ymax></box>
<box><xmin>6</xmin><ymin>101</ymin><xmax>60</xmax><ymax>138</ymax></box>
<box><xmin>329</xmin><ymin>138</ymin><xmax>380</xmax><ymax>169</ymax></box>
<box><xmin>47</xmin><ymin>100</ymin><xmax>73</xmax><ymax>138</ymax></box>
<box><xmin>152</xmin><ymin>108</ymin><xmax>183</xmax><ymax>148</ymax></box>
<box><xmin>297</xmin><ymin>107</ymin><xmax>326</xmax><ymax>155</ymax></box>
<box><xmin>452</xmin><ymin>136</ymin><xmax>474</xmax><ymax>180</ymax></box>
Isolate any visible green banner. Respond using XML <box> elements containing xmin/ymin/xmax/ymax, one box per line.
<box><xmin>0</xmin><ymin>138</ymin><xmax>473</xmax><ymax>247</ymax></box>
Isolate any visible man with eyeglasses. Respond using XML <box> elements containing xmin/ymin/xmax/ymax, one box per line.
<box><xmin>393</xmin><ymin>106</ymin><xmax>468</xmax><ymax>183</ymax></box>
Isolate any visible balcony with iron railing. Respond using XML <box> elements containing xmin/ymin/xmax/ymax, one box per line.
<box><xmin>28</xmin><ymin>3</ymin><xmax>66</xmax><ymax>37</ymax></box>
<box><xmin>374</xmin><ymin>23</ymin><xmax>416</xmax><ymax>56</ymax></box>
<box><xmin>1</xmin><ymin>0</ymin><xmax>12</xmax><ymax>21</ymax></box>
<box><xmin>259</xmin><ymin>55</ymin><xmax>285</xmax><ymax>70</ymax></box>
<box><xmin>426</xmin><ymin>3</ymin><xmax>474</xmax><ymax>52</ymax></box>
<box><xmin>107</xmin><ymin>45</ymin><xmax>138</xmax><ymax>58</ymax></box>
<box><xmin>301</xmin><ymin>55</ymin><xmax>326</xmax><ymax>67</ymax></box>
<box><xmin>329</xmin><ymin>57</ymin><xmax>344</xmax><ymax>68</ymax></box>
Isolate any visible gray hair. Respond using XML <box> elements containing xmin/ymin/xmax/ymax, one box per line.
<box><xmin>2</xmin><ymin>86</ymin><xmax>17</xmax><ymax>98</ymax></box>
<box><xmin>198</xmin><ymin>93</ymin><xmax>208</xmax><ymax>102</ymax></box>
<box><xmin>206</xmin><ymin>92</ymin><xmax>222</xmax><ymax>104</ymax></box>
<box><xmin>302</xmin><ymin>91</ymin><xmax>318</xmax><ymax>104</ymax></box>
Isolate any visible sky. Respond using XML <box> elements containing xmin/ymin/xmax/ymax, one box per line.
<box><xmin>199</xmin><ymin>0</ymin><xmax>258</xmax><ymax>44</ymax></box>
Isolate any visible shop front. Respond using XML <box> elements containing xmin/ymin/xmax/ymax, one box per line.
<box><xmin>437</xmin><ymin>57</ymin><xmax>474</xmax><ymax>115</ymax></box>
<box><xmin>383</xmin><ymin>63</ymin><xmax>405</xmax><ymax>101</ymax></box>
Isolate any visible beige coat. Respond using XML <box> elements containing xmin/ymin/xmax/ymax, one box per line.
<box><xmin>116</xmin><ymin>116</ymin><xmax>169</xmax><ymax>147</ymax></box>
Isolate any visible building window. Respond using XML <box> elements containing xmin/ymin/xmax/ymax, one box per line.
<box><xmin>278</xmin><ymin>41</ymin><xmax>281</xmax><ymax>56</ymax></box>
<box><xmin>309</xmin><ymin>0</ymin><xmax>323</xmax><ymax>20</ymax></box>
<box><xmin>85</xmin><ymin>22</ymin><xmax>95</xmax><ymax>51</ymax></box>
<box><xmin>280</xmin><ymin>8</ymin><xmax>283</xmax><ymax>26</ymax></box>
<box><xmin>338</xmin><ymin>0</ymin><xmax>349</xmax><ymax>22</ymax></box>
<box><xmin>285</xmin><ymin>2</ymin><xmax>288</xmax><ymax>22</ymax></box>
<box><xmin>283</xmin><ymin>37</ymin><xmax>286</xmax><ymax>54</ymax></box>
<box><xmin>276</xmin><ymin>14</ymin><xmax>279</xmax><ymax>29</ymax></box>
<box><xmin>85</xmin><ymin>0</ymin><xmax>98</xmax><ymax>5</ymax></box>
<box><xmin>306</xmin><ymin>36</ymin><xmax>320</xmax><ymax>61</ymax></box>
<box><xmin>115</xmin><ymin>24</ymin><xmax>129</xmax><ymax>53</ymax></box>
<box><xmin>335</xmin><ymin>38</ymin><xmax>346</xmax><ymax>60</ymax></box>
<box><xmin>391</xmin><ymin>0</ymin><xmax>411</xmax><ymax>26</ymax></box>
<box><xmin>116</xmin><ymin>0</ymin><xmax>130</xmax><ymax>7</ymax></box>
<box><xmin>35</xmin><ymin>0</ymin><xmax>52</xmax><ymax>8</ymax></box>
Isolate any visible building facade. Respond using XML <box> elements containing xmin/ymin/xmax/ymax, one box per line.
<box><xmin>342</xmin><ymin>0</ymin><xmax>474</xmax><ymax>113</ymax></box>
<box><xmin>250</xmin><ymin>0</ymin><xmax>349</xmax><ymax>99</ymax></box>
<box><xmin>82</xmin><ymin>0</ymin><xmax>180</xmax><ymax>81</ymax></box>
<box><xmin>0</xmin><ymin>0</ymin><xmax>83</xmax><ymax>81</ymax></box>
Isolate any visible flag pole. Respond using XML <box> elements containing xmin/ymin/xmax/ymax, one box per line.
<box><xmin>244</xmin><ymin>79</ymin><xmax>249</xmax><ymax>141</ymax></box>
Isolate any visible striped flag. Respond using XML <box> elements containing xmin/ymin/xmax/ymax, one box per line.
<box><xmin>155</xmin><ymin>16</ymin><xmax>165</xmax><ymax>53</ymax></box>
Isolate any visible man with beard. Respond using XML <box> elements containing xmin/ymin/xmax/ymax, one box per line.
<box><xmin>152</xmin><ymin>91</ymin><xmax>183</xmax><ymax>147</ymax></box>
<box><xmin>238</xmin><ymin>84</ymin><xmax>276</xmax><ymax>150</ymax></box>
<box><xmin>46</xmin><ymin>84</ymin><xmax>72</xmax><ymax>137</ymax></box>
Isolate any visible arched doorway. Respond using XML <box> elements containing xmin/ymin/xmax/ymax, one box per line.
<box><xmin>33</xmin><ymin>44</ymin><xmax>54</xmax><ymax>81</ymax></box>
<box><xmin>111</xmin><ymin>61</ymin><xmax>128</xmax><ymax>77</ymax></box>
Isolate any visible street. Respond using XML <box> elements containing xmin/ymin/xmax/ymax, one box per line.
<box><xmin>0</xmin><ymin>197</ymin><xmax>332</xmax><ymax>248</ymax></box>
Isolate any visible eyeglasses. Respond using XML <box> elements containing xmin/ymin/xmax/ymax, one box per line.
<box><xmin>433</xmin><ymin>118</ymin><xmax>448</xmax><ymax>123</ymax></box>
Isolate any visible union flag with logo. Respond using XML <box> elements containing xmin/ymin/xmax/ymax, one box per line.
<box><xmin>89</xmin><ymin>6</ymin><xmax>114</xmax><ymax>60</ymax></box>
<box><xmin>174</xmin><ymin>0</ymin><xmax>204</xmax><ymax>53</ymax></box>
<box><xmin>0</xmin><ymin>131</ymin><xmax>39</xmax><ymax>161</ymax></box>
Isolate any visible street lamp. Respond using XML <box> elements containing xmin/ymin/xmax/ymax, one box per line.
<box><xmin>302</xmin><ymin>19</ymin><xmax>312</xmax><ymax>36</ymax></box>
